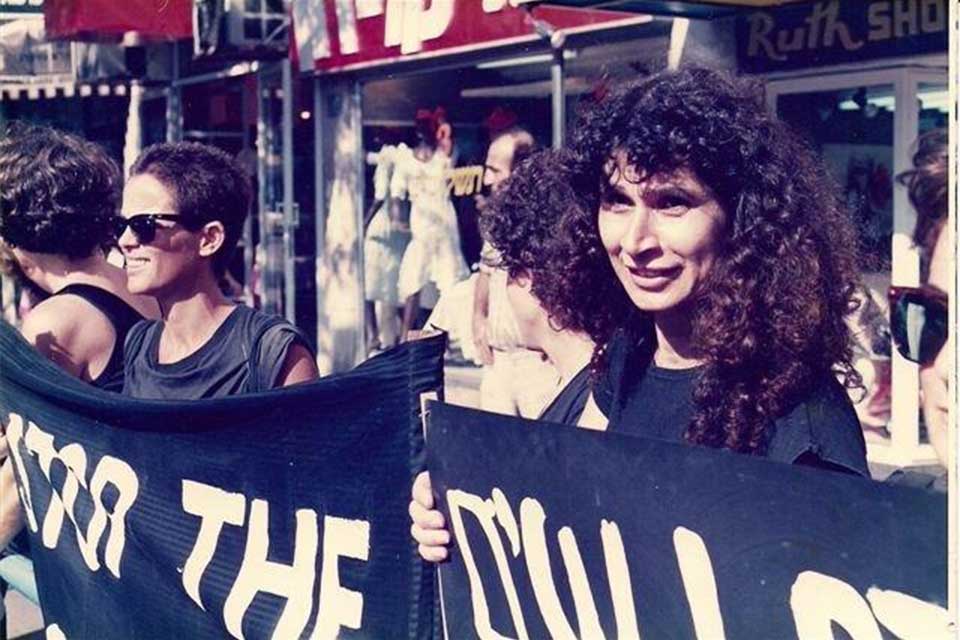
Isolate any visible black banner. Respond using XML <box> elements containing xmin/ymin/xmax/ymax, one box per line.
<box><xmin>0</xmin><ymin>320</ymin><xmax>442</xmax><ymax>639</ymax></box>
<box><xmin>736</xmin><ymin>0</ymin><xmax>947</xmax><ymax>73</ymax></box>
<box><xmin>427</xmin><ymin>402</ymin><xmax>948</xmax><ymax>639</ymax></box>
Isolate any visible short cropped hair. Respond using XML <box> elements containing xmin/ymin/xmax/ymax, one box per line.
<box><xmin>492</xmin><ymin>126</ymin><xmax>536</xmax><ymax>170</ymax></box>
<box><xmin>129</xmin><ymin>142</ymin><xmax>251</xmax><ymax>276</ymax></box>
<box><xmin>0</xmin><ymin>122</ymin><xmax>119</xmax><ymax>260</ymax></box>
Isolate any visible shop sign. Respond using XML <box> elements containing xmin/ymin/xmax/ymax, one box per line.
<box><xmin>292</xmin><ymin>0</ymin><xmax>646</xmax><ymax>74</ymax></box>
<box><xmin>736</xmin><ymin>0</ymin><xmax>948</xmax><ymax>73</ymax></box>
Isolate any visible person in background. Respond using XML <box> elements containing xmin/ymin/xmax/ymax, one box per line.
<box><xmin>0</xmin><ymin>123</ymin><xmax>160</xmax><ymax>602</ymax></box>
<box><xmin>412</xmin><ymin>149</ymin><xmax>597</xmax><ymax>561</ymax></box>
<box><xmin>888</xmin><ymin>129</ymin><xmax>950</xmax><ymax>485</ymax></box>
<box><xmin>471</xmin><ymin>125</ymin><xmax>562</xmax><ymax>418</ymax></box>
<box><xmin>118</xmin><ymin>142</ymin><xmax>318</xmax><ymax>399</ymax></box>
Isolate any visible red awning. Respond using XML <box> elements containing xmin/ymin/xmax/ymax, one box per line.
<box><xmin>43</xmin><ymin>0</ymin><xmax>192</xmax><ymax>42</ymax></box>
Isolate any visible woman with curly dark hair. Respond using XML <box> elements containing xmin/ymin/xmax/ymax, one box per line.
<box><xmin>411</xmin><ymin>149</ymin><xmax>598</xmax><ymax>561</ymax></box>
<box><xmin>566</xmin><ymin>66</ymin><xmax>867</xmax><ymax>472</ymax></box>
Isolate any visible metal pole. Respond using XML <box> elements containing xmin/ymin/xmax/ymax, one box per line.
<box><xmin>166</xmin><ymin>43</ymin><xmax>182</xmax><ymax>142</ymax></box>
<box><xmin>256</xmin><ymin>68</ymin><xmax>268</xmax><ymax>310</ymax></box>
<box><xmin>241</xmin><ymin>84</ymin><xmax>255</xmax><ymax>307</ymax></box>
<box><xmin>314</xmin><ymin>78</ymin><xmax>326</xmax><ymax>363</ymax></box>
<box><xmin>282</xmin><ymin>58</ymin><xmax>296</xmax><ymax>324</ymax></box>
<box><xmin>353</xmin><ymin>80</ymin><xmax>366</xmax><ymax>365</ymax></box>
<box><xmin>551</xmin><ymin>46</ymin><xmax>565</xmax><ymax>149</ymax></box>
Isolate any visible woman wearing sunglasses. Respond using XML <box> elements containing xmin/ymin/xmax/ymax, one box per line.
<box><xmin>118</xmin><ymin>142</ymin><xmax>318</xmax><ymax>399</ymax></box>
<box><xmin>0</xmin><ymin>123</ymin><xmax>160</xmax><ymax>605</ymax></box>
<box><xmin>890</xmin><ymin>129</ymin><xmax>950</xmax><ymax>470</ymax></box>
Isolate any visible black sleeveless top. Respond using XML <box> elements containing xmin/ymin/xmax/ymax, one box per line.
<box><xmin>595</xmin><ymin>331</ymin><xmax>869</xmax><ymax>477</ymax></box>
<box><xmin>51</xmin><ymin>283</ymin><xmax>145</xmax><ymax>392</ymax></box>
<box><xmin>122</xmin><ymin>305</ymin><xmax>311</xmax><ymax>400</ymax></box>
<box><xmin>538</xmin><ymin>365</ymin><xmax>591</xmax><ymax>425</ymax></box>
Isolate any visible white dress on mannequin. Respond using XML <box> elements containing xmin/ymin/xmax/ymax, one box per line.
<box><xmin>392</xmin><ymin>145</ymin><xmax>469</xmax><ymax>302</ymax></box>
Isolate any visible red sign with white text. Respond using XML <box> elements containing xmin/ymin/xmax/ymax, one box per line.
<box><xmin>291</xmin><ymin>0</ymin><xmax>647</xmax><ymax>73</ymax></box>
<box><xmin>44</xmin><ymin>0</ymin><xmax>191</xmax><ymax>42</ymax></box>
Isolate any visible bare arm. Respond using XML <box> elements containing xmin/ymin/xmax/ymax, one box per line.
<box><xmin>472</xmin><ymin>271</ymin><xmax>494</xmax><ymax>366</ymax></box>
<box><xmin>276</xmin><ymin>343</ymin><xmax>320</xmax><ymax>387</ymax></box>
<box><xmin>0</xmin><ymin>459</ymin><xmax>25</xmax><ymax>550</ymax></box>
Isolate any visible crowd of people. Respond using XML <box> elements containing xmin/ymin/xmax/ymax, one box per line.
<box><xmin>0</xmin><ymin>65</ymin><xmax>951</xmax><ymax>619</ymax></box>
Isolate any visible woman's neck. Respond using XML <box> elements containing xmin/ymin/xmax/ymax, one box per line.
<box><xmin>539</xmin><ymin>328</ymin><xmax>594</xmax><ymax>382</ymax></box>
<box><xmin>652</xmin><ymin>306</ymin><xmax>703</xmax><ymax>369</ymax></box>
<box><xmin>158</xmin><ymin>286</ymin><xmax>235</xmax><ymax>358</ymax></box>
<box><xmin>41</xmin><ymin>253</ymin><xmax>119</xmax><ymax>292</ymax></box>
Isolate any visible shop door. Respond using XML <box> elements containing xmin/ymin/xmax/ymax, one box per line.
<box><xmin>767</xmin><ymin>67</ymin><xmax>948</xmax><ymax>467</ymax></box>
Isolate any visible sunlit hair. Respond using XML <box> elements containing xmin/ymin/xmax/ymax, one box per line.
<box><xmin>481</xmin><ymin>149</ymin><xmax>633</xmax><ymax>340</ymax></box>
<box><xmin>560</xmin><ymin>66</ymin><xmax>863</xmax><ymax>454</ymax></box>
<box><xmin>129</xmin><ymin>142</ymin><xmax>251</xmax><ymax>277</ymax></box>
<box><xmin>0</xmin><ymin>122</ymin><xmax>119</xmax><ymax>260</ymax></box>
<box><xmin>898</xmin><ymin>128</ymin><xmax>947</xmax><ymax>280</ymax></box>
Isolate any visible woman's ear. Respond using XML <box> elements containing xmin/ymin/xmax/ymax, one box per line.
<box><xmin>198</xmin><ymin>221</ymin><xmax>226</xmax><ymax>259</ymax></box>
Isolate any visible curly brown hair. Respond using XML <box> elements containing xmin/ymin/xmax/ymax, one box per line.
<box><xmin>480</xmin><ymin>149</ymin><xmax>636</xmax><ymax>340</ymax></box>
<box><xmin>0</xmin><ymin>122</ymin><xmax>120</xmax><ymax>261</ymax></box>
<box><xmin>549</xmin><ymin>66</ymin><xmax>863</xmax><ymax>454</ymax></box>
<box><xmin>898</xmin><ymin>128</ymin><xmax>947</xmax><ymax>280</ymax></box>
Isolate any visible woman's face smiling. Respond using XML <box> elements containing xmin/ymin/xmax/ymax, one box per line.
<box><xmin>598</xmin><ymin>159</ymin><xmax>727</xmax><ymax>318</ymax></box>
<box><xmin>119</xmin><ymin>173</ymin><xmax>203</xmax><ymax>299</ymax></box>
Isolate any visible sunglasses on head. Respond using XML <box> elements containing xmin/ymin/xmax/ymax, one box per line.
<box><xmin>113</xmin><ymin>213</ymin><xmax>187</xmax><ymax>244</ymax></box>
<box><xmin>889</xmin><ymin>285</ymin><xmax>948</xmax><ymax>366</ymax></box>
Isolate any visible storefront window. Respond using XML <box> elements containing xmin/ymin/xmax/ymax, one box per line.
<box><xmin>358</xmin><ymin>60</ymin><xmax>554</xmax><ymax>351</ymax></box>
<box><xmin>778</xmin><ymin>85</ymin><xmax>895</xmax><ymax>272</ymax></box>
<box><xmin>918</xmin><ymin>83</ymin><xmax>948</xmax><ymax>134</ymax></box>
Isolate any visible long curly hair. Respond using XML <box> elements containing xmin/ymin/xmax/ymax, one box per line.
<box><xmin>480</xmin><ymin>149</ymin><xmax>636</xmax><ymax>341</ymax></box>
<box><xmin>558</xmin><ymin>66</ymin><xmax>863</xmax><ymax>454</ymax></box>
<box><xmin>0</xmin><ymin>122</ymin><xmax>120</xmax><ymax>261</ymax></box>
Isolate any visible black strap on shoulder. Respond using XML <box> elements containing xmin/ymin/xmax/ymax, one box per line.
<box><xmin>246</xmin><ymin>315</ymin><xmax>288</xmax><ymax>393</ymax></box>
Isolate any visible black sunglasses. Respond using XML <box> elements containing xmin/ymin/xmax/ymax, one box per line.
<box><xmin>113</xmin><ymin>213</ymin><xmax>186</xmax><ymax>244</ymax></box>
<box><xmin>889</xmin><ymin>285</ymin><xmax>948</xmax><ymax>366</ymax></box>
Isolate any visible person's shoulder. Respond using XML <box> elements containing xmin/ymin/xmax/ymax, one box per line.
<box><xmin>23</xmin><ymin>295</ymin><xmax>112</xmax><ymax>349</ymax></box>
<box><xmin>774</xmin><ymin>373</ymin><xmax>868</xmax><ymax>476</ymax></box>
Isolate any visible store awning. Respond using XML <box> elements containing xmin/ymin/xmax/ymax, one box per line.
<box><xmin>292</xmin><ymin>0</ymin><xmax>656</xmax><ymax>74</ymax></box>
<box><xmin>43</xmin><ymin>0</ymin><xmax>191</xmax><ymax>42</ymax></box>
<box><xmin>542</xmin><ymin>0</ymin><xmax>810</xmax><ymax>18</ymax></box>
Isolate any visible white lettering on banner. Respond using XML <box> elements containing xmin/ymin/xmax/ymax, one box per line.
<box><xmin>446</xmin><ymin>486</ymin><xmax>947</xmax><ymax>638</ymax></box>
<box><xmin>45</xmin><ymin>624</ymin><xmax>66</xmax><ymax>640</ymax></box>
<box><xmin>180</xmin><ymin>479</ymin><xmax>371</xmax><ymax>639</ymax></box>
<box><xmin>310</xmin><ymin>516</ymin><xmax>371</xmax><ymax>639</ymax></box>
<box><xmin>674</xmin><ymin>527</ymin><xmax>726</xmax><ymax>640</ymax></box>
<box><xmin>7</xmin><ymin>415</ymin><xmax>138</xmax><ymax>579</ymax></box>
<box><xmin>791</xmin><ymin>572</ymin><xmax>883</xmax><ymax>639</ymax></box>
<box><xmin>5</xmin><ymin>414</ymin><xmax>38</xmax><ymax>532</ymax></box>
<box><xmin>865</xmin><ymin>587</ymin><xmax>953</xmax><ymax>639</ymax></box>
<box><xmin>223</xmin><ymin>501</ymin><xmax>319</xmax><ymax>639</ymax></box>
<box><xmin>446</xmin><ymin>489</ymin><xmax>529</xmax><ymax>639</ymax></box>
<box><xmin>181</xmin><ymin>480</ymin><xmax>247</xmax><ymax>611</ymax></box>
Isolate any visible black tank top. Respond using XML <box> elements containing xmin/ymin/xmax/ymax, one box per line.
<box><xmin>51</xmin><ymin>283</ymin><xmax>145</xmax><ymax>392</ymax></box>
